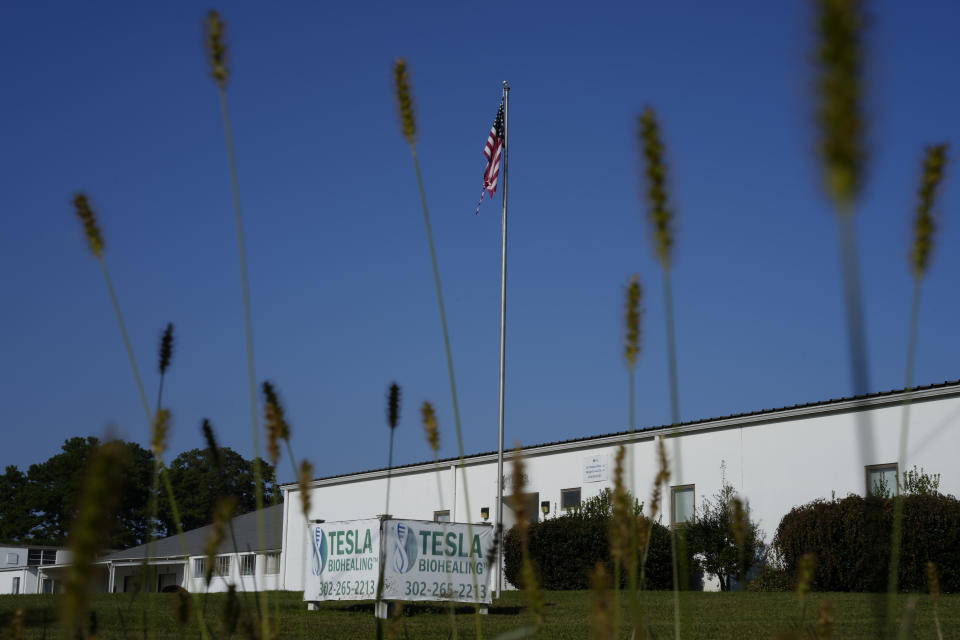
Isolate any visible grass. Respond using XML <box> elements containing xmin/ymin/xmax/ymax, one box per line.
<box><xmin>2</xmin><ymin>591</ymin><xmax>959</xmax><ymax>639</ymax></box>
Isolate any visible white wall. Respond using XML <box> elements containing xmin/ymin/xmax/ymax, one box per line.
<box><xmin>185</xmin><ymin>552</ymin><xmax>283</xmax><ymax>594</ymax></box>
<box><xmin>0</xmin><ymin>567</ymin><xmax>35</xmax><ymax>594</ymax></box>
<box><xmin>279</xmin><ymin>389</ymin><xmax>960</xmax><ymax>591</ymax></box>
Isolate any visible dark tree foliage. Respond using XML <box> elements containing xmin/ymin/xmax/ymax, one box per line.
<box><xmin>18</xmin><ymin>437</ymin><xmax>153</xmax><ymax>548</ymax></box>
<box><xmin>685</xmin><ymin>482</ymin><xmax>763</xmax><ymax>591</ymax></box>
<box><xmin>0</xmin><ymin>438</ymin><xmax>277</xmax><ymax>549</ymax></box>
<box><xmin>0</xmin><ymin>465</ymin><xmax>34</xmax><ymax>543</ymax></box>
<box><xmin>158</xmin><ymin>447</ymin><xmax>278</xmax><ymax>534</ymax></box>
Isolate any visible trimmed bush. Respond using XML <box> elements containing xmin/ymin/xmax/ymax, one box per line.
<box><xmin>503</xmin><ymin>515</ymin><xmax>677</xmax><ymax>590</ymax></box>
<box><xmin>774</xmin><ymin>493</ymin><xmax>960</xmax><ymax>592</ymax></box>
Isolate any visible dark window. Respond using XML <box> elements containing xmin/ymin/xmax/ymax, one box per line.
<box><xmin>27</xmin><ymin>549</ymin><xmax>56</xmax><ymax>566</ymax></box>
<box><xmin>561</xmin><ymin>488</ymin><xmax>581</xmax><ymax>511</ymax></box>
<box><xmin>866</xmin><ymin>463</ymin><xmax>899</xmax><ymax>497</ymax></box>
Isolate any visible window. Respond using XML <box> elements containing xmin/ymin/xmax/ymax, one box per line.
<box><xmin>264</xmin><ymin>552</ymin><xmax>280</xmax><ymax>575</ymax></box>
<box><xmin>240</xmin><ymin>554</ymin><xmax>255</xmax><ymax>576</ymax></box>
<box><xmin>671</xmin><ymin>485</ymin><xmax>695</xmax><ymax>527</ymax></box>
<box><xmin>193</xmin><ymin>557</ymin><xmax>206</xmax><ymax>578</ymax></box>
<box><xmin>561</xmin><ymin>488</ymin><xmax>581</xmax><ymax>511</ymax></box>
<box><xmin>27</xmin><ymin>549</ymin><xmax>56</xmax><ymax>566</ymax></box>
<box><xmin>41</xmin><ymin>578</ymin><xmax>54</xmax><ymax>594</ymax></box>
<box><xmin>11</xmin><ymin>577</ymin><xmax>19</xmax><ymax>595</ymax></box>
<box><xmin>434</xmin><ymin>510</ymin><xmax>451</xmax><ymax>523</ymax></box>
<box><xmin>866</xmin><ymin>463</ymin><xmax>899</xmax><ymax>497</ymax></box>
<box><xmin>215</xmin><ymin>555</ymin><xmax>231</xmax><ymax>577</ymax></box>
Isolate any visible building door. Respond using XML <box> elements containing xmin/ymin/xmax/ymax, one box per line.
<box><xmin>158</xmin><ymin>572</ymin><xmax>177</xmax><ymax>592</ymax></box>
<box><xmin>497</xmin><ymin>492</ymin><xmax>538</xmax><ymax>589</ymax></box>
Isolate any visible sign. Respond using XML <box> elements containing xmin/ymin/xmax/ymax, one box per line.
<box><xmin>583</xmin><ymin>455</ymin><xmax>609</xmax><ymax>483</ymax></box>
<box><xmin>381</xmin><ymin>520</ymin><xmax>494</xmax><ymax>604</ymax></box>
<box><xmin>304</xmin><ymin>519</ymin><xmax>380</xmax><ymax>601</ymax></box>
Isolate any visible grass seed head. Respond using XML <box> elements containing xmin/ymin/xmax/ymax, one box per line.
<box><xmin>72</xmin><ymin>193</ymin><xmax>105</xmax><ymax>258</ymax></box>
<box><xmin>262</xmin><ymin>381</ymin><xmax>291</xmax><ymax>465</ymax></box>
<box><xmin>201</xmin><ymin>418</ymin><xmax>223</xmax><ymax>472</ymax></box>
<box><xmin>421</xmin><ymin>401</ymin><xmax>440</xmax><ymax>453</ymax></box>
<box><xmin>609</xmin><ymin>445</ymin><xmax>630</xmax><ymax>564</ymax></box>
<box><xmin>8</xmin><ymin>609</ymin><xmax>24</xmax><ymax>640</ymax></box>
<box><xmin>797</xmin><ymin>552</ymin><xmax>816</xmax><ymax>598</ymax></box>
<box><xmin>910</xmin><ymin>144</ymin><xmax>948</xmax><ymax>278</ymax></box>
<box><xmin>298</xmin><ymin>459</ymin><xmax>314</xmax><ymax>520</ymax></box>
<box><xmin>219</xmin><ymin>584</ymin><xmax>240</xmax><ymax>637</ymax></box>
<box><xmin>158</xmin><ymin>323</ymin><xmax>175</xmax><ymax>375</ymax></box>
<box><xmin>731</xmin><ymin>496</ymin><xmax>747</xmax><ymax>549</ymax></box>
<box><xmin>926</xmin><ymin>561</ymin><xmax>940</xmax><ymax>599</ymax></box>
<box><xmin>815</xmin><ymin>0</ymin><xmax>866</xmax><ymax>213</ymax></box>
<box><xmin>589</xmin><ymin>562</ymin><xmax>613</xmax><ymax>640</ymax></box>
<box><xmin>205</xmin><ymin>10</ymin><xmax>229</xmax><ymax>88</ymax></box>
<box><xmin>624</xmin><ymin>274</ymin><xmax>643</xmax><ymax>370</ymax></box>
<box><xmin>175</xmin><ymin>588</ymin><xmax>192</xmax><ymax>628</ymax></box>
<box><xmin>203</xmin><ymin>496</ymin><xmax>236</xmax><ymax>584</ymax></box>
<box><xmin>815</xmin><ymin>600</ymin><xmax>835</xmax><ymax>639</ymax></box>
<box><xmin>63</xmin><ymin>440</ymin><xmax>125</xmax><ymax>635</ymax></box>
<box><xmin>151</xmin><ymin>408</ymin><xmax>171</xmax><ymax>458</ymax></box>
<box><xmin>393</xmin><ymin>58</ymin><xmax>417</xmax><ymax>145</ymax></box>
<box><xmin>648</xmin><ymin>436</ymin><xmax>670</xmax><ymax>521</ymax></box>
<box><xmin>387</xmin><ymin>382</ymin><xmax>401</xmax><ymax>430</ymax></box>
<box><xmin>637</xmin><ymin>107</ymin><xmax>675</xmax><ymax>266</ymax></box>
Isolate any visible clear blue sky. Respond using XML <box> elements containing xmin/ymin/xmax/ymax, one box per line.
<box><xmin>1</xmin><ymin>1</ymin><xmax>957</xmax><ymax>484</ymax></box>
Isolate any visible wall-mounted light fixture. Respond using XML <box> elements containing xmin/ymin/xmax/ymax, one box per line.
<box><xmin>310</xmin><ymin>519</ymin><xmax>325</xmax><ymax>524</ymax></box>
<box><xmin>540</xmin><ymin>501</ymin><xmax>550</xmax><ymax>517</ymax></box>
<box><xmin>480</xmin><ymin>507</ymin><xmax>490</xmax><ymax>521</ymax></box>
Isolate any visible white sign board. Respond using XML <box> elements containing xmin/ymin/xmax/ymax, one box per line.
<box><xmin>583</xmin><ymin>455</ymin><xmax>609</xmax><ymax>483</ymax></box>
<box><xmin>381</xmin><ymin>520</ymin><xmax>494</xmax><ymax>604</ymax></box>
<box><xmin>304</xmin><ymin>519</ymin><xmax>380</xmax><ymax>601</ymax></box>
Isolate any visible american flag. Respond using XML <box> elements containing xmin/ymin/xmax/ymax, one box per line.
<box><xmin>476</xmin><ymin>100</ymin><xmax>505</xmax><ymax>214</ymax></box>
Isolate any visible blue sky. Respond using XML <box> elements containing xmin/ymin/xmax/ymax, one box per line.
<box><xmin>1</xmin><ymin>1</ymin><xmax>957</xmax><ymax>483</ymax></box>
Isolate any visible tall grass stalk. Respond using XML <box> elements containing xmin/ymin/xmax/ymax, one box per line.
<box><xmin>813</xmin><ymin>1</ymin><xmax>886</xmax><ymax>631</ymax></box>
<box><xmin>886</xmin><ymin>143</ymin><xmax>948</xmax><ymax>635</ymax></box>
<box><xmin>145</xmin><ymin>323</ymin><xmax>174</xmax><ymax>639</ymax></box>
<box><xmin>393</xmin><ymin>58</ymin><xmax>482</xmax><ymax>635</ymax></box>
<box><xmin>637</xmin><ymin>106</ymin><xmax>686</xmax><ymax>639</ymax></box>
<box><xmin>422</xmin><ymin>401</ymin><xmax>458</xmax><ymax>637</ymax></box>
<box><xmin>623</xmin><ymin>275</ymin><xmax>643</xmax><ymax>634</ymax></box>
<box><xmin>73</xmin><ymin>194</ymin><xmax>208</xmax><ymax>638</ymax></box>
<box><xmin>204</xmin><ymin>18</ymin><xmax>267</xmax><ymax>632</ymax></box>
<box><xmin>376</xmin><ymin>383</ymin><xmax>401</xmax><ymax>640</ymax></box>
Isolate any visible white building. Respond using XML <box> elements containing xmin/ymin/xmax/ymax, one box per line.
<box><xmin>280</xmin><ymin>381</ymin><xmax>960</xmax><ymax>591</ymax></box>
<box><xmin>21</xmin><ymin>504</ymin><xmax>284</xmax><ymax>595</ymax></box>
<box><xmin>0</xmin><ymin>545</ymin><xmax>70</xmax><ymax>595</ymax></box>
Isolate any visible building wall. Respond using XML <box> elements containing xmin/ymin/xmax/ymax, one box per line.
<box><xmin>0</xmin><ymin>567</ymin><xmax>35</xmax><ymax>595</ymax></box>
<box><xmin>281</xmin><ymin>389</ymin><xmax>960</xmax><ymax>592</ymax></box>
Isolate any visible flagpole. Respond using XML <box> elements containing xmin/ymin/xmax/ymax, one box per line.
<box><xmin>495</xmin><ymin>80</ymin><xmax>510</xmax><ymax>600</ymax></box>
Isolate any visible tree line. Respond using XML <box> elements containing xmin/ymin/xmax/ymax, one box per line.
<box><xmin>0</xmin><ymin>436</ymin><xmax>278</xmax><ymax>549</ymax></box>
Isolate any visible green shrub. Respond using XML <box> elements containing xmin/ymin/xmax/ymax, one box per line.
<box><xmin>774</xmin><ymin>492</ymin><xmax>960</xmax><ymax>592</ymax></box>
<box><xmin>502</xmin><ymin>511</ymin><xmax>677</xmax><ymax>591</ymax></box>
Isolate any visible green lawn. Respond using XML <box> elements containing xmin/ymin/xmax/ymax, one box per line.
<box><xmin>1</xmin><ymin>590</ymin><xmax>958</xmax><ymax>639</ymax></box>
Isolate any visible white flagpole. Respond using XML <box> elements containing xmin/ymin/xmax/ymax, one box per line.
<box><xmin>495</xmin><ymin>80</ymin><xmax>510</xmax><ymax>599</ymax></box>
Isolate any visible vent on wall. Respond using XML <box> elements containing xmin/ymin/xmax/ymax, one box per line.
<box><xmin>6</xmin><ymin>553</ymin><xmax>17</xmax><ymax>565</ymax></box>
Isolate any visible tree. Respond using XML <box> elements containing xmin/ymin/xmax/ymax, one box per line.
<box><xmin>685</xmin><ymin>482</ymin><xmax>763</xmax><ymax>591</ymax></box>
<box><xmin>158</xmin><ymin>447</ymin><xmax>278</xmax><ymax>534</ymax></box>
<box><xmin>24</xmin><ymin>437</ymin><xmax>154</xmax><ymax>548</ymax></box>
<box><xmin>0</xmin><ymin>465</ymin><xmax>34</xmax><ymax>543</ymax></box>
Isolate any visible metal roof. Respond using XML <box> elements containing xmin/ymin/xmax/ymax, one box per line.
<box><xmin>99</xmin><ymin>504</ymin><xmax>284</xmax><ymax>562</ymax></box>
<box><xmin>283</xmin><ymin>379</ymin><xmax>960</xmax><ymax>490</ymax></box>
